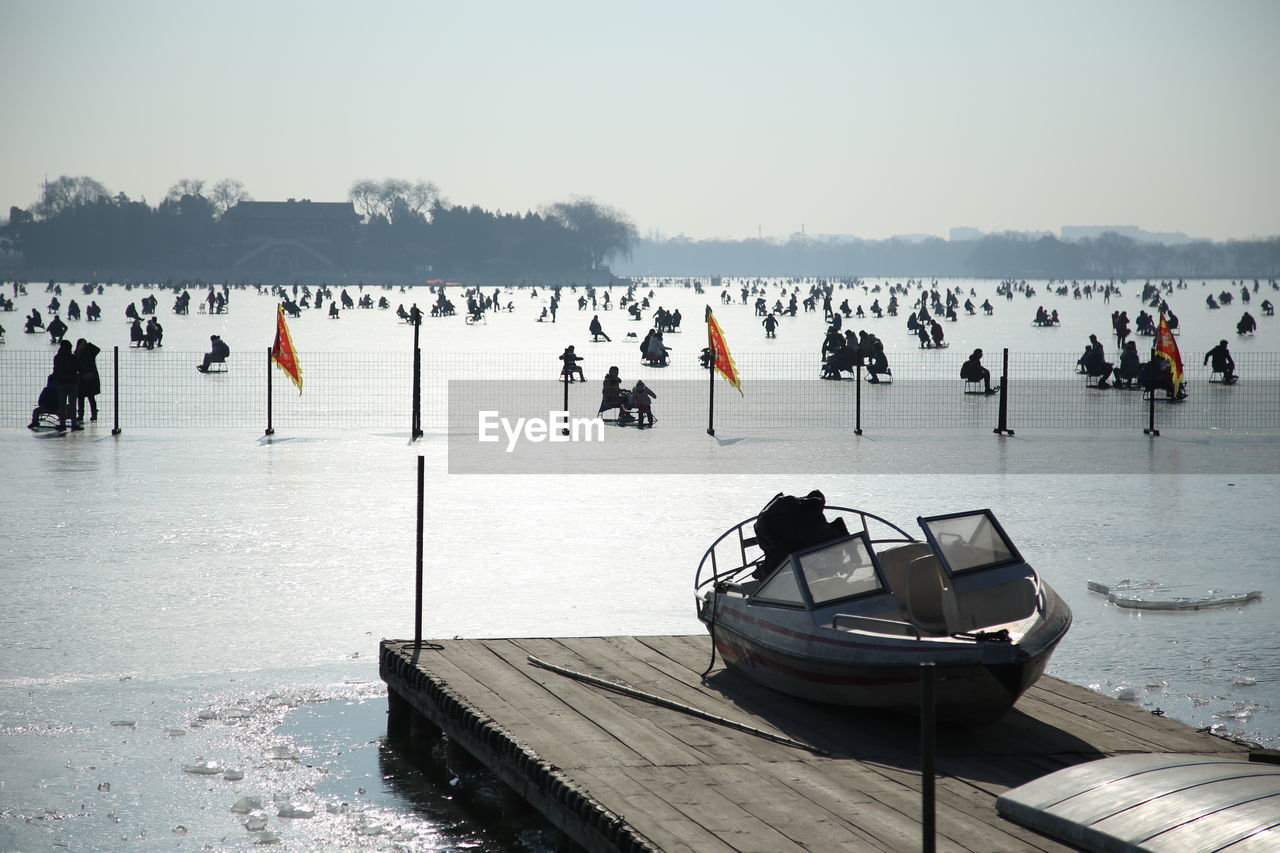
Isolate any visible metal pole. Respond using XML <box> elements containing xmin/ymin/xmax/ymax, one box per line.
<box><xmin>1144</xmin><ymin>344</ymin><xmax>1160</xmax><ymax>436</ymax></box>
<box><xmin>921</xmin><ymin>662</ymin><xmax>936</xmax><ymax>853</ymax></box>
<box><xmin>994</xmin><ymin>347</ymin><xmax>1014</xmax><ymax>436</ymax></box>
<box><xmin>854</xmin><ymin>362</ymin><xmax>863</xmax><ymax>435</ymax></box>
<box><xmin>412</xmin><ymin>320</ymin><xmax>423</xmax><ymax>440</ymax></box>
<box><xmin>561</xmin><ymin>370</ymin><xmax>571</xmax><ymax>436</ymax></box>
<box><xmin>265</xmin><ymin>347</ymin><xmax>274</xmax><ymax>436</ymax></box>
<box><xmin>706</xmin><ymin>357</ymin><xmax>716</xmax><ymax>436</ymax></box>
<box><xmin>111</xmin><ymin>345</ymin><xmax>121</xmax><ymax>435</ymax></box>
<box><xmin>415</xmin><ymin>454</ymin><xmax>424</xmax><ymax>646</ymax></box>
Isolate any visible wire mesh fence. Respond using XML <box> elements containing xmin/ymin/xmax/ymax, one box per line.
<box><xmin>3</xmin><ymin>347</ymin><xmax>1278</xmax><ymax>433</ymax></box>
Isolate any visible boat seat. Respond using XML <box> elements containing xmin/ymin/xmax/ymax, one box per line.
<box><xmin>878</xmin><ymin>542</ymin><xmax>933</xmax><ymax>602</ymax></box>
<box><xmin>905</xmin><ymin>555</ymin><xmax>951</xmax><ymax>635</ymax></box>
<box><xmin>951</xmin><ymin>577</ymin><xmax>1037</xmax><ymax>632</ymax></box>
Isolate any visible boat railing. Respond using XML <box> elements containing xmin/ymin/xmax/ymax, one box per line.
<box><xmin>694</xmin><ymin>505</ymin><xmax>916</xmax><ymax>593</ymax></box>
<box><xmin>832</xmin><ymin>613</ymin><xmax>922</xmax><ymax>640</ymax></box>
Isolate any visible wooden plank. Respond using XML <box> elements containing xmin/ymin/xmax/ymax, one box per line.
<box><xmin>708</xmin><ymin>762</ymin><xmax>897</xmax><ymax>852</ymax></box>
<box><xmin>755</xmin><ymin>758</ymin><xmax>948</xmax><ymax>852</ymax></box>
<box><xmin>495</xmin><ymin>637</ymin><xmax>714</xmax><ymax>768</ymax></box>
<box><xmin>620</xmin><ymin>764</ymin><xmax>806</xmax><ymax>853</ymax></box>
<box><xmin>571</xmin><ymin>768</ymin><xmax>737</xmax><ymax>853</ymax></box>
<box><xmin>539</xmin><ymin>636</ymin><xmax>814</xmax><ymax>765</ymax></box>
<box><xmin>413</xmin><ymin>640</ymin><xmax>651</xmax><ymax>769</ymax></box>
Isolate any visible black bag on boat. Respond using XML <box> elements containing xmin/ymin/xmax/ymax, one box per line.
<box><xmin>753</xmin><ymin>491</ymin><xmax>848</xmax><ymax>576</ymax></box>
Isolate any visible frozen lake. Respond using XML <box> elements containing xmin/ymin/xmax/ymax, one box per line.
<box><xmin>1</xmin><ymin>276</ymin><xmax>1277</xmax><ymax>851</ymax></box>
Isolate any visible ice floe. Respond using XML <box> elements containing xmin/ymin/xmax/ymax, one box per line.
<box><xmin>181</xmin><ymin>758</ymin><xmax>222</xmax><ymax>775</ymax></box>
<box><xmin>1089</xmin><ymin>579</ymin><xmax>1262</xmax><ymax>610</ymax></box>
<box><xmin>231</xmin><ymin>796</ymin><xmax>263</xmax><ymax>814</ymax></box>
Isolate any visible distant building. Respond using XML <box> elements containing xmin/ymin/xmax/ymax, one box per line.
<box><xmin>221</xmin><ymin>199</ymin><xmax>361</xmax><ymax>277</ymax></box>
<box><xmin>949</xmin><ymin>226</ymin><xmax>984</xmax><ymax>242</ymax></box>
<box><xmin>1060</xmin><ymin>225</ymin><xmax>1193</xmax><ymax>245</ymax></box>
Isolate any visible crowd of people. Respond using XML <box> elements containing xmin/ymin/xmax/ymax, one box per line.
<box><xmin>10</xmin><ymin>274</ymin><xmax>1277</xmax><ymax>436</ymax></box>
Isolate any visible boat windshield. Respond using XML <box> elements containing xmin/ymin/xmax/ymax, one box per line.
<box><xmin>799</xmin><ymin>536</ymin><xmax>883</xmax><ymax>605</ymax></box>
<box><xmin>755</xmin><ymin>534</ymin><xmax>883</xmax><ymax>608</ymax></box>
<box><xmin>918</xmin><ymin>510</ymin><xmax>1021</xmax><ymax>575</ymax></box>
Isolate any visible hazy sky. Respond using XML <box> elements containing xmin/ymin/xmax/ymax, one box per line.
<box><xmin>3</xmin><ymin>0</ymin><xmax>1277</xmax><ymax>241</ymax></box>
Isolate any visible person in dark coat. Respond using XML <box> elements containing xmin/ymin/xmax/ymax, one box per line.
<box><xmin>198</xmin><ymin>335</ymin><xmax>230</xmax><ymax>372</ymax></box>
<box><xmin>1083</xmin><ymin>334</ymin><xmax>1114</xmax><ymax>388</ymax></box>
<box><xmin>74</xmin><ymin>338</ymin><xmax>101</xmax><ymax>422</ymax></box>
<box><xmin>589</xmin><ymin>315</ymin><xmax>610</xmax><ymax>341</ymax></box>
<box><xmin>46</xmin><ymin>315</ymin><xmax>68</xmax><ymax>344</ymax></box>
<box><xmin>51</xmin><ymin>339</ymin><xmax>81</xmax><ymax>430</ymax></box>
<box><xmin>559</xmin><ymin>345</ymin><xmax>585</xmax><ymax>382</ymax></box>
<box><xmin>1116</xmin><ymin>340</ymin><xmax>1141</xmax><ymax>388</ymax></box>
<box><xmin>960</xmin><ymin>348</ymin><xmax>995</xmax><ymax>393</ymax></box>
<box><xmin>1204</xmin><ymin>340</ymin><xmax>1237</xmax><ymax>384</ymax></box>
<box><xmin>28</xmin><ymin>374</ymin><xmax>60</xmax><ymax>429</ymax></box>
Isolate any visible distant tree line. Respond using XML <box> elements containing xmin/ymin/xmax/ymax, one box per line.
<box><xmin>614</xmin><ymin>231</ymin><xmax>1280</xmax><ymax>279</ymax></box>
<box><xmin>0</xmin><ymin>176</ymin><xmax>638</xmax><ymax>284</ymax></box>
<box><xmin>3</xmin><ymin>176</ymin><xmax>1275</xmax><ymax>281</ymax></box>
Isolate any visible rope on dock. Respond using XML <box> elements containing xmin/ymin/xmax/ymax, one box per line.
<box><xmin>527</xmin><ymin>655</ymin><xmax>830</xmax><ymax>756</ymax></box>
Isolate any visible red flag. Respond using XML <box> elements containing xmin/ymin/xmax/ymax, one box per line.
<box><xmin>1154</xmin><ymin>312</ymin><xmax>1183</xmax><ymax>397</ymax></box>
<box><xmin>272</xmin><ymin>305</ymin><xmax>303</xmax><ymax>394</ymax></box>
<box><xmin>706</xmin><ymin>307</ymin><xmax>742</xmax><ymax>395</ymax></box>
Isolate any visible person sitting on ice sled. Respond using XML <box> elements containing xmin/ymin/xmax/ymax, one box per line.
<box><xmin>598</xmin><ymin>366</ymin><xmax>629</xmax><ymax>418</ymax></box>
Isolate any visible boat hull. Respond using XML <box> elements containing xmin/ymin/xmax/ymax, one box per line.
<box><xmin>702</xmin><ymin>585</ymin><xmax>1071</xmax><ymax>725</ymax></box>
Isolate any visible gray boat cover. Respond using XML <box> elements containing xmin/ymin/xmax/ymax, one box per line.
<box><xmin>997</xmin><ymin>753</ymin><xmax>1280</xmax><ymax>852</ymax></box>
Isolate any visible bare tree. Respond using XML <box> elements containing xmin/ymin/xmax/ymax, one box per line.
<box><xmin>165</xmin><ymin>178</ymin><xmax>207</xmax><ymax>203</ymax></box>
<box><xmin>209</xmin><ymin>178</ymin><xmax>251</xmax><ymax>217</ymax></box>
<box><xmin>33</xmin><ymin>175</ymin><xmax>111</xmax><ymax>219</ymax></box>
<box><xmin>350</xmin><ymin>178</ymin><xmax>442</xmax><ymax>223</ymax></box>
<box><xmin>350</xmin><ymin>179</ymin><xmax>381</xmax><ymax>220</ymax></box>
<box><xmin>403</xmin><ymin>180</ymin><xmax>441</xmax><ymax>216</ymax></box>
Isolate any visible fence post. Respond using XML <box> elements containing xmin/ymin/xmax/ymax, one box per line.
<box><xmin>265</xmin><ymin>347</ymin><xmax>274</xmax><ymax>436</ymax></box>
<box><xmin>111</xmin><ymin>345</ymin><xmax>121</xmax><ymax>435</ymax></box>
<box><xmin>706</xmin><ymin>358</ymin><xmax>715</xmax><ymax>437</ymax></box>
<box><xmin>1143</xmin><ymin>390</ymin><xmax>1160</xmax><ymax>436</ymax></box>
<box><xmin>993</xmin><ymin>347</ymin><xmax>1013</xmax><ymax>436</ymax></box>
<box><xmin>411</xmin><ymin>320</ymin><xmax>423</xmax><ymax>440</ymax></box>
<box><xmin>561</xmin><ymin>370</ymin><xmax>571</xmax><ymax>436</ymax></box>
<box><xmin>854</xmin><ymin>362</ymin><xmax>863</xmax><ymax>435</ymax></box>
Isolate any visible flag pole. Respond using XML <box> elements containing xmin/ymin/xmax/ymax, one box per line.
<box><xmin>707</xmin><ymin>358</ymin><xmax>716</xmax><ymax>437</ymax></box>
<box><xmin>411</xmin><ymin>318</ymin><xmax>423</xmax><ymax>440</ymax></box>
<box><xmin>1144</xmin><ymin>341</ymin><xmax>1160</xmax><ymax>436</ymax></box>
<box><xmin>706</xmin><ymin>309</ymin><xmax>716</xmax><ymax>436</ymax></box>
<box><xmin>265</xmin><ymin>346</ymin><xmax>274</xmax><ymax>436</ymax></box>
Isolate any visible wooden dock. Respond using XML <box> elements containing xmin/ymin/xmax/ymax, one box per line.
<box><xmin>380</xmin><ymin>636</ymin><xmax>1256</xmax><ymax>853</ymax></box>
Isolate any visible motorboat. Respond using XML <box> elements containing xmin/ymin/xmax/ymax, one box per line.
<box><xmin>694</xmin><ymin>498</ymin><xmax>1073</xmax><ymax>724</ymax></box>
